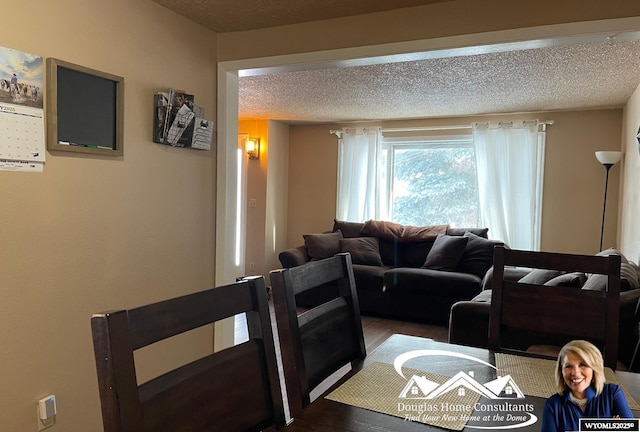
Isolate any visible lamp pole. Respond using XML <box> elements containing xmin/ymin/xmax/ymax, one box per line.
<box><xmin>595</xmin><ymin>151</ymin><xmax>622</xmax><ymax>252</ymax></box>
<box><xmin>599</xmin><ymin>163</ymin><xmax>613</xmax><ymax>252</ymax></box>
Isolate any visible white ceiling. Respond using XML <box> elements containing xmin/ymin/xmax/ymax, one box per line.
<box><xmin>151</xmin><ymin>0</ymin><xmax>640</xmax><ymax>124</ymax></box>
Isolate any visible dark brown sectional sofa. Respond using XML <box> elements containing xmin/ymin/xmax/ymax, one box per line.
<box><xmin>448</xmin><ymin>248</ymin><xmax>640</xmax><ymax>368</ymax></box>
<box><xmin>278</xmin><ymin>219</ymin><xmax>504</xmax><ymax>324</ymax></box>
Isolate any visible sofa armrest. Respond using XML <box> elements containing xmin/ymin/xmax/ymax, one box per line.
<box><xmin>278</xmin><ymin>245</ymin><xmax>310</xmax><ymax>268</ymax></box>
<box><xmin>448</xmin><ymin>300</ymin><xmax>491</xmax><ymax>348</ymax></box>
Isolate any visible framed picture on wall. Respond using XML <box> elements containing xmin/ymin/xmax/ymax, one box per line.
<box><xmin>46</xmin><ymin>58</ymin><xmax>124</xmax><ymax>156</ymax></box>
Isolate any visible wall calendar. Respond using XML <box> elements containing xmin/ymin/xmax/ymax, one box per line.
<box><xmin>0</xmin><ymin>45</ymin><xmax>45</xmax><ymax>172</ymax></box>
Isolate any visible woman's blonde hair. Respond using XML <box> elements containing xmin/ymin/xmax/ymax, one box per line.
<box><xmin>555</xmin><ymin>340</ymin><xmax>605</xmax><ymax>395</ymax></box>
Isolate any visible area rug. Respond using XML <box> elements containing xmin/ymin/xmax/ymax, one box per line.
<box><xmin>326</xmin><ymin>361</ymin><xmax>479</xmax><ymax>431</ymax></box>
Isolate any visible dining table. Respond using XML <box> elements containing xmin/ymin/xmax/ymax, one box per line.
<box><xmin>280</xmin><ymin>334</ymin><xmax>640</xmax><ymax>431</ymax></box>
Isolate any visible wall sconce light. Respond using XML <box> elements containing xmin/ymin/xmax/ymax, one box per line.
<box><xmin>246</xmin><ymin>137</ymin><xmax>260</xmax><ymax>160</ymax></box>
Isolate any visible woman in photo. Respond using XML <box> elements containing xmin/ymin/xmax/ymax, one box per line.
<box><xmin>541</xmin><ymin>340</ymin><xmax>633</xmax><ymax>432</ymax></box>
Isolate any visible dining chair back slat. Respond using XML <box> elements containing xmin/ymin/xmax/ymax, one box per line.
<box><xmin>489</xmin><ymin>245</ymin><xmax>621</xmax><ymax>369</ymax></box>
<box><xmin>91</xmin><ymin>276</ymin><xmax>285</xmax><ymax>432</ymax></box>
<box><xmin>270</xmin><ymin>253</ymin><xmax>366</xmax><ymax>418</ymax></box>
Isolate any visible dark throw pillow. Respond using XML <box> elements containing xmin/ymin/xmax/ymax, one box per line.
<box><xmin>456</xmin><ymin>232</ymin><xmax>504</xmax><ymax>278</ymax></box>
<box><xmin>332</xmin><ymin>219</ymin><xmax>365</xmax><ymax>238</ymax></box>
<box><xmin>544</xmin><ymin>272</ymin><xmax>587</xmax><ymax>288</ymax></box>
<box><xmin>519</xmin><ymin>269</ymin><xmax>565</xmax><ymax>285</ymax></box>
<box><xmin>303</xmin><ymin>230</ymin><xmax>343</xmax><ymax>260</ymax></box>
<box><xmin>340</xmin><ymin>237</ymin><xmax>383</xmax><ymax>266</ymax></box>
<box><xmin>422</xmin><ymin>234</ymin><xmax>468</xmax><ymax>271</ymax></box>
<box><xmin>582</xmin><ymin>263</ymin><xmax>638</xmax><ymax>292</ymax></box>
<box><xmin>581</xmin><ymin>274</ymin><xmax>607</xmax><ymax>292</ymax></box>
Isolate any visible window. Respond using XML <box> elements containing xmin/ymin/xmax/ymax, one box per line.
<box><xmin>336</xmin><ymin>122</ymin><xmax>546</xmax><ymax>249</ymax></box>
<box><xmin>381</xmin><ymin>135</ymin><xmax>478</xmax><ymax>227</ymax></box>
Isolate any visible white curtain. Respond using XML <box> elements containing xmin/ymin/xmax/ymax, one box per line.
<box><xmin>336</xmin><ymin>127</ymin><xmax>383</xmax><ymax>222</ymax></box>
<box><xmin>473</xmin><ymin>121</ymin><xmax>545</xmax><ymax>250</ymax></box>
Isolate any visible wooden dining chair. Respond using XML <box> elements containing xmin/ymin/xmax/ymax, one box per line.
<box><xmin>91</xmin><ymin>276</ymin><xmax>285</xmax><ymax>432</ymax></box>
<box><xmin>270</xmin><ymin>252</ymin><xmax>366</xmax><ymax>418</ymax></box>
<box><xmin>489</xmin><ymin>245</ymin><xmax>621</xmax><ymax>369</ymax></box>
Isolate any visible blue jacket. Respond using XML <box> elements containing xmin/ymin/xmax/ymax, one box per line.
<box><xmin>541</xmin><ymin>384</ymin><xmax>633</xmax><ymax>432</ymax></box>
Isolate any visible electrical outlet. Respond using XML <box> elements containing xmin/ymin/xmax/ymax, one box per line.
<box><xmin>38</xmin><ymin>416</ymin><xmax>55</xmax><ymax>431</ymax></box>
<box><xmin>249</xmin><ymin>262</ymin><xmax>255</xmax><ymax>271</ymax></box>
<box><xmin>248</xmin><ymin>198</ymin><xmax>257</xmax><ymax>208</ymax></box>
<box><xmin>37</xmin><ymin>395</ymin><xmax>56</xmax><ymax>431</ymax></box>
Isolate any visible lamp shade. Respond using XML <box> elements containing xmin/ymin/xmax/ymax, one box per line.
<box><xmin>595</xmin><ymin>151</ymin><xmax>622</xmax><ymax>165</ymax></box>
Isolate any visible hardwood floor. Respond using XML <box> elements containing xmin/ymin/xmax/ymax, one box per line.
<box><xmin>358</xmin><ymin>313</ymin><xmax>449</xmax><ymax>351</ymax></box>
<box><xmin>234</xmin><ymin>303</ymin><xmax>449</xmax><ymax>350</ymax></box>
<box><xmin>234</xmin><ymin>302</ymin><xmax>449</xmax><ymax>421</ymax></box>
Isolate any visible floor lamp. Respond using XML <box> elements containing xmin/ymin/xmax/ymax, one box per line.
<box><xmin>595</xmin><ymin>151</ymin><xmax>622</xmax><ymax>251</ymax></box>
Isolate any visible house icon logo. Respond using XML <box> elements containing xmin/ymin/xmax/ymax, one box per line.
<box><xmin>393</xmin><ymin>349</ymin><xmax>525</xmax><ymax>400</ymax></box>
<box><xmin>399</xmin><ymin>370</ymin><xmax>525</xmax><ymax>400</ymax></box>
<box><xmin>393</xmin><ymin>350</ymin><xmax>537</xmax><ymax>429</ymax></box>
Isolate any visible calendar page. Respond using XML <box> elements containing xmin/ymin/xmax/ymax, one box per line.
<box><xmin>0</xmin><ymin>45</ymin><xmax>45</xmax><ymax>172</ymax></box>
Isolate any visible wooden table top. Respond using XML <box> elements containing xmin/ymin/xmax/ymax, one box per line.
<box><xmin>281</xmin><ymin>334</ymin><xmax>640</xmax><ymax>432</ymax></box>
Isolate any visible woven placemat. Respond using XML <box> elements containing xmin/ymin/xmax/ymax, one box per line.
<box><xmin>326</xmin><ymin>362</ymin><xmax>480</xmax><ymax>431</ymax></box>
<box><xmin>495</xmin><ymin>353</ymin><xmax>640</xmax><ymax>410</ymax></box>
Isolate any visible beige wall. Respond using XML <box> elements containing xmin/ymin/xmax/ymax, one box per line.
<box><xmin>217</xmin><ymin>0</ymin><xmax>640</xmax><ymax>61</ymax></box>
<box><xmin>620</xmin><ymin>84</ymin><xmax>640</xmax><ymax>262</ymax></box>
<box><xmin>0</xmin><ymin>0</ymin><xmax>217</xmax><ymax>430</ymax></box>
<box><xmin>3</xmin><ymin>1</ymin><xmax>640</xmax><ymax>430</ymax></box>
<box><xmin>265</xmin><ymin>120</ymin><xmax>290</xmax><ymax>281</ymax></box>
<box><xmin>240</xmin><ymin>119</ymin><xmax>291</xmax><ymax>280</ymax></box>
<box><xmin>240</xmin><ymin>119</ymin><xmax>269</xmax><ymax>277</ymax></box>
<box><xmin>286</xmin><ymin>110</ymin><xmax>623</xmax><ymax>255</ymax></box>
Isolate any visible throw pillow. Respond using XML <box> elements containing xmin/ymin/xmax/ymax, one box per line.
<box><xmin>449</xmin><ymin>227</ymin><xmax>489</xmax><ymax>239</ymax></box>
<box><xmin>422</xmin><ymin>234</ymin><xmax>468</xmax><ymax>271</ymax></box>
<box><xmin>519</xmin><ymin>269</ymin><xmax>565</xmax><ymax>285</ymax></box>
<box><xmin>581</xmin><ymin>263</ymin><xmax>637</xmax><ymax>292</ymax></box>
<box><xmin>456</xmin><ymin>232</ymin><xmax>504</xmax><ymax>279</ymax></box>
<box><xmin>303</xmin><ymin>230</ymin><xmax>343</xmax><ymax>260</ymax></box>
<box><xmin>339</xmin><ymin>237</ymin><xmax>383</xmax><ymax>266</ymax></box>
<box><xmin>581</xmin><ymin>274</ymin><xmax>607</xmax><ymax>291</ymax></box>
<box><xmin>627</xmin><ymin>261</ymin><xmax>640</xmax><ymax>290</ymax></box>
<box><xmin>332</xmin><ymin>219</ymin><xmax>365</xmax><ymax>238</ymax></box>
<box><xmin>596</xmin><ymin>247</ymin><xmax>628</xmax><ymax>264</ymax></box>
<box><xmin>544</xmin><ymin>272</ymin><xmax>587</xmax><ymax>288</ymax></box>
<box><xmin>621</xmin><ymin>262</ymin><xmax>639</xmax><ymax>291</ymax></box>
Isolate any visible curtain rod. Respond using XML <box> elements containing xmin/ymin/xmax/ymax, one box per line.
<box><xmin>330</xmin><ymin>120</ymin><xmax>554</xmax><ymax>137</ymax></box>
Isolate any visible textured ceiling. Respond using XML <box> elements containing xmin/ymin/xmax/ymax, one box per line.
<box><xmin>152</xmin><ymin>0</ymin><xmax>640</xmax><ymax>124</ymax></box>
<box><xmin>239</xmin><ymin>39</ymin><xmax>640</xmax><ymax>123</ymax></box>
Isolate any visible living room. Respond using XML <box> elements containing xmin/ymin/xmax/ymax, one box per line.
<box><xmin>2</xmin><ymin>1</ymin><xmax>640</xmax><ymax>431</ymax></box>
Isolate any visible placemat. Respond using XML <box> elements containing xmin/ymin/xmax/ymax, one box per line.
<box><xmin>495</xmin><ymin>353</ymin><xmax>640</xmax><ymax>410</ymax></box>
<box><xmin>326</xmin><ymin>361</ymin><xmax>480</xmax><ymax>431</ymax></box>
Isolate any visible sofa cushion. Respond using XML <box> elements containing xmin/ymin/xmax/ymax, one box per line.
<box><xmin>332</xmin><ymin>219</ymin><xmax>365</xmax><ymax>238</ymax></box>
<box><xmin>340</xmin><ymin>237</ymin><xmax>383</xmax><ymax>266</ymax></box>
<box><xmin>422</xmin><ymin>234</ymin><xmax>468</xmax><ymax>271</ymax></box>
<box><xmin>518</xmin><ymin>269</ymin><xmax>565</xmax><ymax>285</ymax></box>
<box><xmin>448</xmin><ymin>227</ymin><xmax>489</xmax><ymax>239</ymax></box>
<box><xmin>544</xmin><ymin>272</ymin><xmax>587</xmax><ymax>287</ymax></box>
<box><xmin>401</xmin><ymin>241</ymin><xmax>435</xmax><ymax>268</ymax></box>
<box><xmin>385</xmin><ymin>268</ymin><xmax>481</xmax><ymax>298</ymax></box>
<box><xmin>352</xmin><ymin>264</ymin><xmax>389</xmax><ymax>292</ymax></box>
<box><xmin>582</xmin><ymin>262</ymin><xmax>639</xmax><ymax>292</ymax></box>
<box><xmin>303</xmin><ymin>230</ymin><xmax>343</xmax><ymax>260</ymax></box>
<box><xmin>456</xmin><ymin>232</ymin><xmax>503</xmax><ymax>279</ymax></box>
